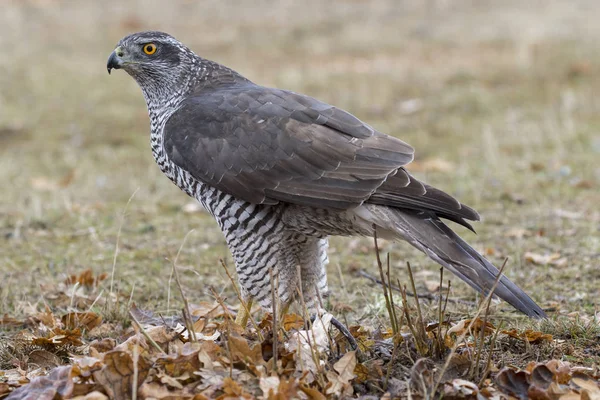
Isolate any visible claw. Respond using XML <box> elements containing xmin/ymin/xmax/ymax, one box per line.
<box><xmin>310</xmin><ymin>314</ymin><xmax>359</xmax><ymax>352</ymax></box>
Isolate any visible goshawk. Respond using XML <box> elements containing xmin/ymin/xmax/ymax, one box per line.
<box><xmin>107</xmin><ymin>31</ymin><xmax>545</xmax><ymax>321</ymax></box>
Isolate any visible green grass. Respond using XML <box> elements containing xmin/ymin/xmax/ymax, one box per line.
<box><xmin>1</xmin><ymin>0</ymin><xmax>599</xmax><ymax>370</ymax></box>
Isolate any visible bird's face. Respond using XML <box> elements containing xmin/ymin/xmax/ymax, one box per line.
<box><xmin>107</xmin><ymin>31</ymin><xmax>185</xmax><ymax>75</ymax></box>
<box><xmin>108</xmin><ymin>31</ymin><xmax>195</xmax><ymax>103</ymax></box>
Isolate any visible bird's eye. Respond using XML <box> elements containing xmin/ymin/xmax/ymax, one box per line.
<box><xmin>143</xmin><ymin>43</ymin><xmax>157</xmax><ymax>55</ymax></box>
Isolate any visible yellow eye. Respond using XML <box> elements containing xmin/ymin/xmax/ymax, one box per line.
<box><xmin>143</xmin><ymin>43</ymin><xmax>157</xmax><ymax>55</ymax></box>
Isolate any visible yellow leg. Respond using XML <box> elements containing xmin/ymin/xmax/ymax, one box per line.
<box><xmin>279</xmin><ymin>302</ymin><xmax>290</xmax><ymax>320</ymax></box>
<box><xmin>235</xmin><ymin>299</ymin><xmax>253</xmax><ymax>327</ymax></box>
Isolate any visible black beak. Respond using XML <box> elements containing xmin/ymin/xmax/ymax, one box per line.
<box><xmin>107</xmin><ymin>50</ymin><xmax>123</xmax><ymax>74</ymax></box>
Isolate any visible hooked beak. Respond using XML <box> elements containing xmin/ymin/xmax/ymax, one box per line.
<box><xmin>107</xmin><ymin>46</ymin><xmax>124</xmax><ymax>74</ymax></box>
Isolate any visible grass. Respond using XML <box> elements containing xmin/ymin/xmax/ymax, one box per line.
<box><xmin>1</xmin><ymin>0</ymin><xmax>599</xmax><ymax>388</ymax></box>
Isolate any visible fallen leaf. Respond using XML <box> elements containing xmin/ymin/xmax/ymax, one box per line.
<box><xmin>73</xmin><ymin>391</ymin><xmax>110</xmax><ymax>399</ymax></box>
<box><xmin>410</xmin><ymin>158</ymin><xmax>455</xmax><ymax>173</ymax></box>
<box><xmin>546</xmin><ymin>360</ymin><xmax>572</xmax><ymax>384</ymax></box>
<box><xmin>71</xmin><ymin>356</ymin><xmax>104</xmax><ymax>378</ymax></box>
<box><xmin>571</xmin><ymin>373</ymin><xmax>600</xmax><ymax>396</ymax></box>
<box><xmin>442</xmin><ymin>379</ymin><xmax>479</xmax><ymax>398</ymax></box>
<box><xmin>495</xmin><ymin>368</ymin><xmax>530</xmax><ymax>400</ymax></box>
<box><xmin>502</xmin><ymin>329</ymin><xmax>553</xmax><ymax>344</ymax></box>
<box><xmin>259</xmin><ymin>376</ymin><xmax>280</xmax><ymax>398</ymax></box>
<box><xmin>32</xmin><ymin>328</ymin><xmax>83</xmax><ymax>347</ymax></box>
<box><xmin>410</xmin><ymin>358</ymin><xmax>435</xmax><ymax>394</ymax></box>
<box><xmin>156</xmin><ymin>344</ymin><xmax>201</xmax><ymax>377</ymax></box>
<box><xmin>89</xmin><ymin>338</ymin><xmax>117</xmax><ymax>354</ymax></box>
<box><xmin>326</xmin><ymin>351</ymin><xmax>356</xmax><ymax>396</ymax></box>
<box><xmin>64</xmin><ymin>269</ymin><xmax>107</xmax><ymax>288</ymax></box>
<box><xmin>524</xmin><ymin>252</ymin><xmax>567</xmax><ymax>267</ymax></box>
<box><xmin>0</xmin><ymin>383</ymin><xmax>10</xmax><ymax>397</ymax></box>
<box><xmin>93</xmin><ymin>351</ymin><xmax>150</xmax><ymax>400</ymax></box>
<box><xmin>448</xmin><ymin>318</ymin><xmax>496</xmax><ymax>337</ymax></box>
<box><xmin>0</xmin><ymin>314</ymin><xmax>23</xmax><ymax>328</ymax></box>
<box><xmin>424</xmin><ymin>280</ymin><xmax>440</xmax><ymax>292</ymax></box>
<box><xmin>26</xmin><ymin>350</ymin><xmax>62</xmax><ymax>369</ymax></box>
<box><xmin>282</xmin><ymin>314</ymin><xmax>305</xmax><ymax>331</ymax></box>
<box><xmin>4</xmin><ymin>365</ymin><xmax>74</xmax><ymax>400</ymax></box>
<box><xmin>62</xmin><ymin>312</ymin><xmax>102</xmax><ymax>331</ymax></box>
<box><xmin>299</xmin><ymin>384</ymin><xmax>327</xmax><ymax>400</ymax></box>
<box><xmin>504</xmin><ymin>228</ymin><xmax>532</xmax><ymax>239</ymax></box>
<box><xmin>271</xmin><ymin>377</ymin><xmax>300</xmax><ymax>400</ymax></box>
<box><xmin>228</xmin><ymin>333</ymin><xmax>263</xmax><ymax>365</ymax></box>
<box><xmin>286</xmin><ymin>313</ymin><xmax>332</xmax><ymax>379</ymax></box>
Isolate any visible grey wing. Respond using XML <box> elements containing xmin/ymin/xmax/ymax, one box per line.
<box><xmin>163</xmin><ymin>85</ymin><xmax>414</xmax><ymax>209</ymax></box>
<box><xmin>367</xmin><ymin>169</ymin><xmax>480</xmax><ymax>231</ymax></box>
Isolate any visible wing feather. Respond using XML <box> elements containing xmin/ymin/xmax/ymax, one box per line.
<box><xmin>164</xmin><ymin>83</ymin><xmax>479</xmax><ymax>227</ymax></box>
<box><xmin>164</xmin><ymin>84</ymin><xmax>413</xmax><ymax>209</ymax></box>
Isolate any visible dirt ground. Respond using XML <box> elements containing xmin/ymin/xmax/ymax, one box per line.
<box><xmin>1</xmin><ymin>0</ymin><xmax>599</xmax><ymax>398</ymax></box>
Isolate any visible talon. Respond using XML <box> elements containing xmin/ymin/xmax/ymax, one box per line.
<box><xmin>330</xmin><ymin>316</ymin><xmax>359</xmax><ymax>351</ymax></box>
<box><xmin>310</xmin><ymin>314</ymin><xmax>359</xmax><ymax>352</ymax></box>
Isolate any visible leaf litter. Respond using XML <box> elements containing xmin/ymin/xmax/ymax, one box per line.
<box><xmin>0</xmin><ymin>267</ymin><xmax>598</xmax><ymax>399</ymax></box>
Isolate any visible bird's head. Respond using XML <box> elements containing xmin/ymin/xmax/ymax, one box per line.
<box><xmin>107</xmin><ymin>31</ymin><xmax>198</xmax><ymax>104</ymax></box>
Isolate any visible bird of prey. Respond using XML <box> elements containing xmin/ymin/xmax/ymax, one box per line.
<box><xmin>107</xmin><ymin>31</ymin><xmax>546</xmax><ymax>324</ymax></box>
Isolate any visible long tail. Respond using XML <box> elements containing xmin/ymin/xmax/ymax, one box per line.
<box><xmin>358</xmin><ymin>206</ymin><xmax>546</xmax><ymax>318</ymax></box>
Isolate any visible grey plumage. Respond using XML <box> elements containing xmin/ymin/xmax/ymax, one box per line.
<box><xmin>107</xmin><ymin>31</ymin><xmax>546</xmax><ymax>318</ymax></box>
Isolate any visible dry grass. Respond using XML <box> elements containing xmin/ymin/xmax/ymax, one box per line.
<box><xmin>1</xmin><ymin>0</ymin><xmax>599</xmax><ymax>388</ymax></box>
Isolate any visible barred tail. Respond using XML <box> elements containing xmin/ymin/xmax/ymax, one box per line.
<box><xmin>359</xmin><ymin>206</ymin><xmax>546</xmax><ymax>318</ymax></box>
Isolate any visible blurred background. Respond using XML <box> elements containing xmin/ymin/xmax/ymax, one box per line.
<box><xmin>1</xmin><ymin>0</ymin><xmax>598</xmax><ymax>320</ymax></box>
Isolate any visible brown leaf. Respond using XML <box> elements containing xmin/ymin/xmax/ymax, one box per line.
<box><xmin>326</xmin><ymin>351</ymin><xmax>356</xmax><ymax>396</ymax></box>
<box><xmin>93</xmin><ymin>351</ymin><xmax>150</xmax><ymax>400</ymax></box>
<box><xmin>531</xmin><ymin>364</ymin><xmax>554</xmax><ymax>389</ymax></box>
<box><xmin>32</xmin><ymin>328</ymin><xmax>83</xmax><ymax>347</ymax></box>
<box><xmin>89</xmin><ymin>338</ymin><xmax>117</xmax><ymax>354</ymax></box>
<box><xmin>504</xmin><ymin>227</ymin><xmax>532</xmax><ymax>239</ymax></box>
<box><xmin>0</xmin><ymin>314</ymin><xmax>23</xmax><ymax>328</ymax></box>
<box><xmin>156</xmin><ymin>346</ymin><xmax>201</xmax><ymax>377</ymax></box>
<box><xmin>269</xmin><ymin>377</ymin><xmax>300</xmax><ymax>400</ymax></box>
<box><xmin>189</xmin><ymin>301</ymin><xmax>225</xmax><ymax>320</ymax></box>
<box><xmin>354</xmin><ymin>363</ymin><xmax>370</xmax><ymax>384</ymax></box>
<box><xmin>448</xmin><ymin>318</ymin><xmax>496</xmax><ymax>337</ymax></box>
<box><xmin>502</xmin><ymin>329</ymin><xmax>553</xmax><ymax>344</ymax></box>
<box><xmin>282</xmin><ymin>314</ymin><xmax>305</xmax><ymax>331</ymax></box>
<box><xmin>334</xmin><ymin>351</ymin><xmax>357</xmax><ymax>383</ymax></box>
<box><xmin>62</xmin><ymin>312</ymin><xmax>102</xmax><ymax>331</ymax></box>
<box><xmin>64</xmin><ymin>269</ymin><xmax>107</xmax><ymax>288</ymax></box>
<box><xmin>71</xmin><ymin>356</ymin><xmax>104</xmax><ymax>378</ymax></box>
<box><xmin>26</xmin><ymin>350</ymin><xmax>62</xmax><ymax>369</ymax></box>
<box><xmin>546</xmin><ymin>360</ymin><xmax>572</xmax><ymax>384</ymax></box>
<box><xmin>495</xmin><ymin>368</ymin><xmax>530</xmax><ymax>400</ymax></box>
<box><xmin>228</xmin><ymin>333</ymin><xmax>263</xmax><ymax>365</ymax></box>
<box><xmin>5</xmin><ymin>365</ymin><xmax>74</xmax><ymax>400</ymax></box>
<box><xmin>524</xmin><ymin>252</ymin><xmax>567</xmax><ymax>267</ymax></box>
<box><xmin>72</xmin><ymin>391</ymin><xmax>109</xmax><ymax>399</ymax></box>
<box><xmin>571</xmin><ymin>373</ymin><xmax>600</xmax><ymax>397</ymax></box>
<box><xmin>145</xmin><ymin>325</ymin><xmax>179</xmax><ymax>347</ymax></box>
<box><xmin>410</xmin><ymin>158</ymin><xmax>455</xmax><ymax>173</ymax></box>
<box><xmin>0</xmin><ymin>382</ymin><xmax>11</xmax><ymax>397</ymax></box>
<box><xmin>410</xmin><ymin>358</ymin><xmax>435</xmax><ymax>394</ymax></box>
<box><xmin>35</xmin><ymin>311</ymin><xmax>57</xmax><ymax>328</ymax></box>
<box><xmin>442</xmin><ymin>379</ymin><xmax>479</xmax><ymax>398</ymax></box>
<box><xmin>299</xmin><ymin>384</ymin><xmax>327</xmax><ymax>400</ymax></box>
<box><xmin>221</xmin><ymin>377</ymin><xmax>251</xmax><ymax>399</ymax></box>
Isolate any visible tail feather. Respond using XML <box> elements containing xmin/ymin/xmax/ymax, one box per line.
<box><xmin>361</xmin><ymin>206</ymin><xmax>546</xmax><ymax>318</ymax></box>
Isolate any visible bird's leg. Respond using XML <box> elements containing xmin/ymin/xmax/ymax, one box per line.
<box><xmin>278</xmin><ymin>302</ymin><xmax>291</xmax><ymax>321</ymax></box>
<box><xmin>235</xmin><ymin>298</ymin><xmax>253</xmax><ymax>327</ymax></box>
